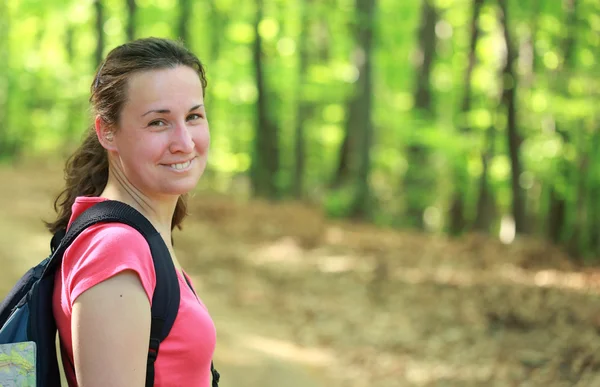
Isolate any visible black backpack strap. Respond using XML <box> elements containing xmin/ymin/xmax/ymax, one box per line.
<box><xmin>46</xmin><ymin>200</ymin><xmax>180</xmax><ymax>386</ymax></box>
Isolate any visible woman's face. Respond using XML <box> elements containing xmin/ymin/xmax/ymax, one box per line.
<box><xmin>109</xmin><ymin>65</ymin><xmax>209</xmax><ymax>200</ymax></box>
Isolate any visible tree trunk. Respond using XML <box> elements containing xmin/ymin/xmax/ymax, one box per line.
<box><xmin>331</xmin><ymin>101</ymin><xmax>355</xmax><ymax>188</ymax></box>
<box><xmin>448</xmin><ymin>0</ymin><xmax>484</xmax><ymax>235</ymax></box>
<box><xmin>568</xmin><ymin>131</ymin><xmax>589</xmax><ymax>258</ymax></box>
<box><xmin>207</xmin><ymin>0</ymin><xmax>224</xmax><ymax>62</ymax></box>
<box><xmin>126</xmin><ymin>0</ymin><xmax>137</xmax><ymax>41</ymax></box>
<box><xmin>177</xmin><ymin>0</ymin><xmax>191</xmax><ymax>43</ymax></box>
<box><xmin>94</xmin><ymin>0</ymin><xmax>105</xmax><ymax>67</ymax></box>
<box><xmin>331</xmin><ymin>6</ymin><xmax>364</xmax><ymax>190</ymax></box>
<box><xmin>403</xmin><ymin>0</ymin><xmax>437</xmax><ymax>229</ymax></box>
<box><xmin>473</xmin><ymin>124</ymin><xmax>496</xmax><ymax>231</ymax></box>
<box><xmin>589</xmin><ymin>126</ymin><xmax>600</xmax><ymax>255</ymax></box>
<box><xmin>292</xmin><ymin>0</ymin><xmax>312</xmax><ymax>199</ymax></box>
<box><xmin>546</xmin><ymin>0</ymin><xmax>578</xmax><ymax>243</ymax></box>
<box><xmin>499</xmin><ymin>0</ymin><xmax>526</xmax><ymax>234</ymax></box>
<box><xmin>548</xmin><ymin>182</ymin><xmax>567</xmax><ymax>243</ymax></box>
<box><xmin>251</xmin><ymin>0</ymin><xmax>280</xmax><ymax>199</ymax></box>
<box><xmin>521</xmin><ymin>0</ymin><xmax>540</xmax><ymax>89</ymax></box>
<box><xmin>348</xmin><ymin>0</ymin><xmax>377</xmax><ymax>219</ymax></box>
<box><xmin>64</xmin><ymin>25</ymin><xmax>78</xmax><ymax>142</ymax></box>
<box><xmin>413</xmin><ymin>0</ymin><xmax>436</xmax><ymax>111</ymax></box>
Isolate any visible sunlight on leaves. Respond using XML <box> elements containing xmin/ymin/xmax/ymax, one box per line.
<box><xmin>490</xmin><ymin>155</ymin><xmax>510</xmax><ymax>182</ymax></box>
<box><xmin>478</xmin><ymin>11</ymin><xmax>496</xmax><ymax>33</ymax></box>
<box><xmin>543</xmin><ymin>51</ymin><xmax>559</xmax><ymax>70</ymax></box>
<box><xmin>276</xmin><ymin>37</ymin><xmax>296</xmax><ymax>56</ymax></box>
<box><xmin>445</xmin><ymin>6</ymin><xmax>469</xmax><ymax>28</ymax></box>
<box><xmin>227</xmin><ymin>23</ymin><xmax>255</xmax><ymax>44</ymax></box>
<box><xmin>104</xmin><ymin>17</ymin><xmax>122</xmax><ymax>36</ymax></box>
<box><xmin>542</xmin><ymin>138</ymin><xmax>561</xmax><ymax>159</ymax></box>
<box><xmin>155</xmin><ymin>0</ymin><xmax>176</xmax><ymax>9</ymax></box>
<box><xmin>230</xmin><ymin>83</ymin><xmax>257</xmax><ymax>105</ymax></box>
<box><xmin>322</xmin><ymin>104</ymin><xmax>345</xmax><ymax>123</ymax></box>
<box><xmin>394</xmin><ymin>92</ymin><xmax>414</xmax><ymax>112</ymax></box>
<box><xmin>578</xmin><ymin>48</ymin><xmax>595</xmax><ymax>67</ymax></box>
<box><xmin>539</xmin><ymin>15</ymin><xmax>561</xmax><ymax>34</ymax></box>
<box><xmin>531</xmin><ymin>91</ymin><xmax>549</xmax><ymax>113</ymax></box>
<box><xmin>319</xmin><ymin>124</ymin><xmax>343</xmax><ymax>146</ymax></box>
<box><xmin>467</xmin><ymin>156</ymin><xmax>482</xmax><ymax>177</ymax></box>
<box><xmin>468</xmin><ymin>109</ymin><xmax>492</xmax><ymax>129</ymax></box>
<box><xmin>309</xmin><ymin>65</ymin><xmax>332</xmax><ymax>84</ymax></box>
<box><xmin>213</xmin><ymin>80</ymin><xmax>233</xmax><ymax>100</ymax></box>
<box><xmin>258</xmin><ymin>18</ymin><xmax>279</xmax><ymax>41</ymax></box>
<box><xmin>563</xmin><ymin>143</ymin><xmax>577</xmax><ymax>162</ymax></box>
<box><xmin>432</xmin><ymin>65</ymin><xmax>453</xmax><ymax>92</ymax></box>
<box><xmin>332</xmin><ymin>62</ymin><xmax>359</xmax><ymax>84</ymax></box>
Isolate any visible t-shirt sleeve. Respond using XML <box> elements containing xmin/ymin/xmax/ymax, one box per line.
<box><xmin>62</xmin><ymin>223</ymin><xmax>157</xmax><ymax>311</ymax></box>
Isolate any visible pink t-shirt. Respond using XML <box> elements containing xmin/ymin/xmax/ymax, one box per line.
<box><xmin>52</xmin><ymin>196</ymin><xmax>216</xmax><ymax>386</ymax></box>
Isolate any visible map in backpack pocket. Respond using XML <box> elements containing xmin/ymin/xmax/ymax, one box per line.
<box><xmin>0</xmin><ymin>341</ymin><xmax>36</xmax><ymax>387</ymax></box>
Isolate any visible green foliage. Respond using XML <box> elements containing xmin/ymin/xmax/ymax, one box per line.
<box><xmin>323</xmin><ymin>186</ymin><xmax>358</xmax><ymax>219</ymax></box>
<box><xmin>0</xmin><ymin>0</ymin><xmax>599</xmax><ymax>258</ymax></box>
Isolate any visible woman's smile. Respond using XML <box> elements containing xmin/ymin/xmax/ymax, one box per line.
<box><xmin>162</xmin><ymin>157</ymin><xmax>196</xmax><ymax>172</ymax></box>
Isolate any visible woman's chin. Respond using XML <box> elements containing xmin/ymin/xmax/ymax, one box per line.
<box><xmin>162</xmin><ymin>178</ymin><xmax>203</xmax><ymax>197</ymax></box>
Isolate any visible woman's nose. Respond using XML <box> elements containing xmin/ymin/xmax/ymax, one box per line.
<box><xmin>170</xmin><ymin>122</ymin><xmax>195</xmax><ymax>153</ymax></box>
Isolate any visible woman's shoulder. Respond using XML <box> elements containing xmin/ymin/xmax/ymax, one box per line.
<box><xmin>62</xmin><ymin>222</ymin><xmax>156</xmax><ymax>282</ymax></box>
<box><xmin>61</xmin><ymin>220</ymin><xmax>157</xmax><ymax>308</ymax></box>
<box><xmin>67</xmin><ymin>196</ymin><xmax>150</xmax><ymax>253</ymax></box>
<box><xmin>65</xmin><ymin>221</ymin><xmax>152</xmax><ymax>266</ymax></box>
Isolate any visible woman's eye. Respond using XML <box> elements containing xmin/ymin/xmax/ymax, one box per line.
<box><xmin>149</xmin><ymin>120</ymin><xmax>166</xmax><ymax>127</ymax></box>
<box><xmin>187</xmin><ymin>113</ymin><xmax>203</xmax><ymax>121</ymax></box>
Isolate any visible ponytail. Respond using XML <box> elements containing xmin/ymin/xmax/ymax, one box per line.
<box><xmin>45</xmin><ymin>129</ymin><xmax>189</xmax><ymax>234</ymax></box>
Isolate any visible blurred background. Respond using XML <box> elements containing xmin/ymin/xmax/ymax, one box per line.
<box><xmin>1</xmin><ymin>0</ymin><xmax>600</xmax><ymax>386</ymax></box>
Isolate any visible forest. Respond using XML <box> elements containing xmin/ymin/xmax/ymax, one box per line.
<box><xmin>1</xmin><ymin>0</ymin><xmax>599</xmax><ymax>260</ymax></box>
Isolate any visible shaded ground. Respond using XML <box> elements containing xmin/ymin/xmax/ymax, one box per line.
<box><xmin>2</xmin><ymin>160</ymin><xmax>600</xmax><ymax>386</ymax></box>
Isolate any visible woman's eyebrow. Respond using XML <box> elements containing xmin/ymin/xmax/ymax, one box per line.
<box><xmin>141</xmin><ymin>104</ymin><xmax>204</xmax><ymax>117</ymax></box>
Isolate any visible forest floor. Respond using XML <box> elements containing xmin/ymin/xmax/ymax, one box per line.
<box><xmin>1</xmin><ymin>160</ymin><xmax>600</xmax><ymax>386</ymax></box>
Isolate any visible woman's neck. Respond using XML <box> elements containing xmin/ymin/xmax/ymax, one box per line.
<box><xmin>100</xmin><ymin>170</ymin><xmax>177</xmax><ymax>243</ymax></box>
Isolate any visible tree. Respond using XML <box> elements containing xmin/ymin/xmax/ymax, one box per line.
<box><xmin>126</xmin><ymin>0</ymin><xmax>137</xmax><ymax>42</ymax></box>
<box><xmin>331</xmin><ymin>4</ymin><xmax>365</xmax><ymax>190</ymax></box>
<box><xmin>292</xmin><ymin>0</ymin><xmax>313</xmax><ymax>199</ymax></box>
<box><xmin>470</xmin><ymin>0</ymin><xmax>496</xmax><ymax>233</ymax></box>
<box><xmin>347</xmin><ymin>0</ymin><xmax>377</xmax><ymax>218</ymax></box>
<box><xmin>449</xmin><ymin>0</ymin><xmax>485</xmax><ymax>235</ymax></box>
<box><xmin>403</xmin><ymin>0</ymin><xmax>438</xmax><ymax>229</ymax></box>
<box><xmin>547</xmin><ymin>0</ymin><xmax>578</xmax><ymax>245</ymax></box>
<box><xmin>498</xmin><ymin>0</ymin><xmax>526</xmax><ymax>235</ymax></box>
<box><xmin>207</xmin><ymin>0</ymin><xmax>225</xmax><ymax>62</ymax></box>
<box><xmin>251</xmin><ymin>0</ymin><xmax>281</xmax><ymax>199</ymax></box>
<box><xmin>94</xmin><ymin>0</ymin><xmax>105</xmax><ymax>67</ymax></box>
<box><xmin>177</xmin><ymin>0</ymin><xmax>191</xmax><ymax>44</ymax></box>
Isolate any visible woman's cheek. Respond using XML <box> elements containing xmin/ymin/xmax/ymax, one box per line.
<box><xmin>196</xmin><ymin>127</ymin><xmax>210</xmax><ymax>153</ymax></box>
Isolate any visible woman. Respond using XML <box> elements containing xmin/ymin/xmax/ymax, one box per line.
<box><xmin>46</xmin><ymin>37</ymin><xmax>216</xmax><ymax>386</ymax></box>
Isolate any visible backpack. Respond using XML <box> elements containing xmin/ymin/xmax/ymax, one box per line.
<box><xmin>0</xmin><ymin>200</ymin><xmax>220</xmax><ymax>387</ymax></box>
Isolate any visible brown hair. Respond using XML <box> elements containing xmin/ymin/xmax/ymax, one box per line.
<box><xmin>46</xmin><ymin>37</ymin><xmax>207</xmax><ymax>235</ymax></box>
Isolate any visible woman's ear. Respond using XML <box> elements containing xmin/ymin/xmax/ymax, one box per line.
<box><xmin>95</xmin><ymin>115</ymin><xmax>117</xmax><ymax>151</ymax></box>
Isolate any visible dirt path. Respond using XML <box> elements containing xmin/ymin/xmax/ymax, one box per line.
<box><xmin>0</xmin><ymin>163</ymin><xmax>342</xmax><ymax>387</ymax></box>
<box><xmin>201</xmin><ymin>284</ymin><xmax>336</xmax><ymax>387</ymax></box>
<box><xmin>4</xmin><ymin>162</ymin><xmax>600</xmax><ymax>387</ymax></box>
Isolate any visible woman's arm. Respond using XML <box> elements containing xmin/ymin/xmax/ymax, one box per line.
<box><xmin>71</xmin><ymin>270</ymin><xmax>151</xmax><ymax>387</ymax></box>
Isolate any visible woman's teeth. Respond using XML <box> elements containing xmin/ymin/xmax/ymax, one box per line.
<box><xmin>170</xmin><ymin>160</ymin><xmax>192</xmax><ymax>170</ymax></box>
